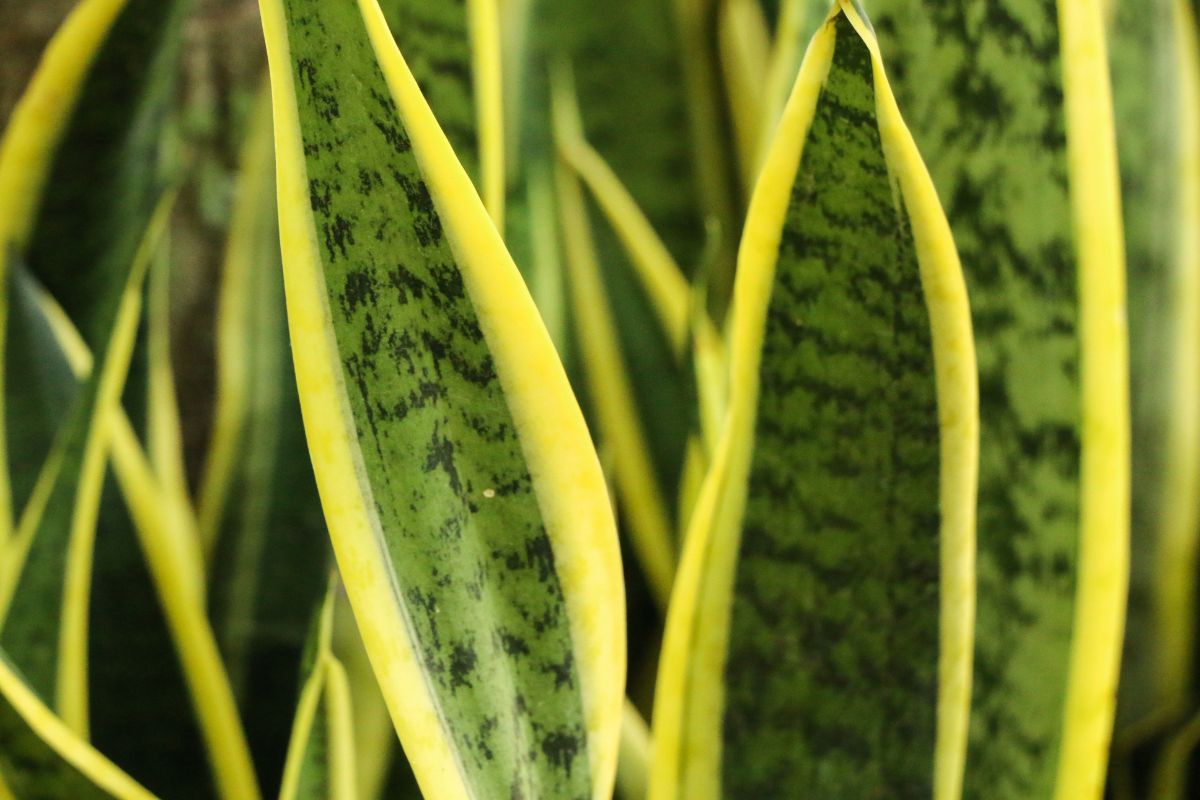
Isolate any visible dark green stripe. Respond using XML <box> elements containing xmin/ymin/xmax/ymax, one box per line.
<box><xmin>870</xmin><ymin>3</ymin><xmax>1080</xmax><ymax>797</ymax></box>
<box><xmin>722</xmin><ymin>15</ymin><xmax>939</xmax><ymax>796</ymax></box>
<box><xmin>280</xmin><ymin>1</ymin><xmax>590</xmax><ymax>795</ymax></box>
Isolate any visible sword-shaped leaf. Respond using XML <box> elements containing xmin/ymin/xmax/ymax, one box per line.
<box><xmin>258</xmin><ymin>0</ymin><xmax>624</xmax><ymax>797</ymax></box>
<box><xmin>0</xmin><ymin>194</ymin><xmax>166</xmax><ymax>736</ymax></box>
<box><xmin>869</xmin><ymin>0</ymin><xmax>1131</xmax><ymax>796</ymax></box>
<box><xmin>0</xmin><ymin>0</ymin><xmax>210</xmax><ymax>793</ymax></box>
<box><xmin>0</xmin><ymin>650</ymin><xmax>156</xmax><ymax>800</ymax></box>
<box><xmin>279</xmin><ymin>584</ymin><xmax>358</xmax><ymax>800</ymax></box>
<box><xmin>650</xmin><ymin>4</ymin><xmax>977</xmax><ymax>798</ymax></box>
<box><xmin>200</xmin><ymin>83</ymin><xmax>330</xmax><ymax>796</ymax></box>
<box><xmin>1112</xmin><ymin>0</ymin><xmax>1200</xmax><ymax>749</ymax></box>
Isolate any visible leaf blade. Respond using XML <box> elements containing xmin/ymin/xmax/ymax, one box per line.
<box><xmin>259</xmin><ymin>0</ymin><xmax>625</xmax><ymax>796</ymax></box>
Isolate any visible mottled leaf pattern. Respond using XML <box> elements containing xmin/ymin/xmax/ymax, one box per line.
<box><xmin>260</xmin><ymin>0</ymin><xmax>623</xmax><ymax>797</ymax></box>
<box><xmin>867</xmin><ymin>2</ymin><xmax>1128</xmax><ymax>796</ymax></box>
<box><xmin>650</xmin><ymin>5</ymin><xmax>975</xmax><ymax>798</ymax></box>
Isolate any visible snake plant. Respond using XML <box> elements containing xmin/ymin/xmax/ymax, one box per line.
<box><xmin>0</xmin><ymin>0</ymin><xmax>1192</xmax><ymax>797</ymax></box>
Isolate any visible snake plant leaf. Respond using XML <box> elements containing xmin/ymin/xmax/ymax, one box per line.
<box><xmin>508</xmin><ymin>0</ymin><xmax>705</xmax><ymax>529</ymax></box>
<box><xmin>278</xmin><ymin>584</ymin><xmax>358</xmax><ymax>800</ymax></box>
<box><xmin>259</xmin><ymin>1</ymin><xmax>624</xmax><ymax>798</ymax></box>
<box><xmin>1112</xmin><ymin>0</ymin><xmax>1200</xmax><ymax>748</ymax></box>
<box><xmin>0</xmin><ymin>191</ymin><xmax>169</xmax><ymax>735</ymax></box>
<box><xmin>0</xmin><ymin>1</ymin><xmax>210</xmax><ymax>794</ymax></box>
<box><xmin>650</xmin><ymin>5</ymin><xmax>977</xmax><ymax>798</ymax></box>
<box><xmin>869</xmin><ymin>1</ymin><xmax>1131</xmax><ymax>797</ymax></box>
<box><xmin>376</xmin><ymin>0</ymin><xmax>504</xmax><ymax>223</ymax></box>
<box><xmin>0</xmin><ymin>650</ymin><xmax>157</xmax><ymax>800</ymax></box>
<box><xmin>552</xmin><ymin>74</ymin><xmax>678</xmax><ymax>611</ymax></box>
<box><xmin>202</xmin><ymin>84</ymin><xmax>331</xmax><ymax>795</ymax></box>
<box><xmin>35</xmin><ymin>270</ymin><xmax>259</xmax><ymax>800</ymax></box>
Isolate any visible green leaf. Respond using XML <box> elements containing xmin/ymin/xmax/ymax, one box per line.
<box><xmin>259</xmin><ymin>0</ymin><xmax>625</xmax><ymax>797</ymax></box>
<box><xmin>0</xmin><ymin>650</ymin><xmax>157</xmax><ymax>800</ymax></box>
<box><xmin>650</xmin><ymin>5</ymin><xmax>977</xmax><ymax>798</ymax></box>
<box><xmin>201</xmin><ymin>84</ymin><xmax>331</xmax><ymax>795</ymax></box>
<box><xmin>377</xmin><ymin>0</ymin><xmax>504</xmax><ymax>225</ymax></box>
<box><xmin>1111</xmin><ymin>0</ymin><xmax>1200</xmax><ymax>749</ymax></box>
<box><xmin>551</xmin><ymin>71</ymin><xmax>678</xmax><ymax>611</ymax></box>
<box><xmin>508</xmin><ymin>0</ymin><xmax>705</xmax><ymax>525</ymax></box>
<box><xmin>0</xmin><ymin>1</ymin><xmax>211</xmax><ymax>794</ymax></box>
<box><xmin>869</xmin><ymin>1</ymin><xmax>1132</xmax><ymax>797</ymax></box>
<box><xmin>279</xmin><ymin>583</ymin><xmax>358</xmax><ymax>800</ymax></box>
<box><xmin>0</xmin><ymin>191</ymin><xmax>170</xmax><ymax>734</ymax></box>
<box><xmin>28</xmin><ymin>250</ymin><xmax>260</xmax><ymax>800</ymax></box>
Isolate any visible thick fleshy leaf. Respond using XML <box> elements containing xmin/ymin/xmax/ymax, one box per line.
<box><xmin>650</xmin><ymin>5</ymin><xmax>977</xmax><ymax>798</ymax></box>
<box><xmin>201</xmin><ymin>84</ymin><xmax>331</xmax><ymax>796</ymax></box>
<box><xmin>1112</xmin><ymin>0</ymin><xmax>1200</xmax><ymax>751</ymax></box>
<box><xmin>510</xmin><ymin>0</ymin><xmax>703</xmax><ymax>526</ymax></box>
<box><xmin>552</xmin><ymin>75</ymin><xmax>678</xmax><ymax>610</ymax></box>
<box><xmin>869</xmin><ymin>1</ymin><xmax>1131</xmax><ymax>797</ymax></box>
<box><xmin>0</xmin><ymin>650</ymin><xmax>156</xmax><ymax>800</ymax></box>
<box><xmin>259</xmin><ymin>0</ymin><xmax>624</xmax><ymax>797</ymax></box>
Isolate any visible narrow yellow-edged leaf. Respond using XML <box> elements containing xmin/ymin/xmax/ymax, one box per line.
<box><xmin>717</xmin><ymin>0</ymin><xmax>772</xmax><ymax>192</ymax></box>
<box><xmin>0</xmin><ymin>190</ymin><xmax>174</xmax><ymax>739</ymax></box>
<box><xmin>552</xmin><ymin>71</ymin><xmax>677</xmax><ymax>611</ymax></box>
<box><xmin>1112</xmin><ymin>0</ymin><xmax>1200</xmax><ymax>754</ymax></box>
<box><xmin>279</xmin><ymin>583</ymin><xmax>359</xmax><ymax>800</ymax></box>
<box><xmin>0</xmin><ymin>651</ymin><xmax>157</xmax><ymax>800</ymax></box>
<box><xmin>651</xmin><ymin>4</ymin><xmax>977</xmax><ymax>798</ymax></box>
<box><xmin>259</xmin><ymin>0</ymin><xmax>625</xmax><ymax>797</ymax></box>
<box><xmin>36</xmin><ymin>291</ymin><xmax>259</xmax><ymax>800</ymax></box>
<box><xmin>197</xmin><ymin>85</ymin><xmax>278</xmax><ymax>558</ymax></box>
<box><xmin>554</xmin><ymin>116</ymin><xmax>691</xmax><ymax>356</ymax></box>
<box><xmin>0</xmin><ymin>0</ymin><xmax>132</xmax><ymax>542</ymax></box>
<box><xmin>146</xmin><ymin>235</ymin><xmax>200</xmax><ymax>587</ymax></box>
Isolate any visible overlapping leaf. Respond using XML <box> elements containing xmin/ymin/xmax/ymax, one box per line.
<box><xmin>869</xmin><ymin>1</ymin><xmax>1132</xmax><ymax>797</ymax></box>
<box><xmin>1111</xmin><ymin>0</ymin><xmax>1200</xmax><ymax>749</ymax></box>
<box><xmin>278</xmin><ymin>584</ymin><xmax>357</xmax><ymax>800</ymax></box>
<box><xmin>650</xmin><ymin>5</ymin><xmax>977</xmax><ymax>797</ymax></box>
<box><xmin>0</xmin><ymin>650</ymin><xmax>156</xmax><ymax>800</ymax></box>
<box><xmin>200</xmin><ymin>86</ymin><xmax>329</xmax><ymax>796</ymax></box>
<box><xmin>258</xmin><ymin>0</ymin><xmax>624</xmax><ymax>797</ymax></box>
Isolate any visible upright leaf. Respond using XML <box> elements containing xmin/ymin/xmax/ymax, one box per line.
<box><xmin>1111</xmin><ymin>0</ymin><xmax>1200</xmax><ymax>748</ymax></box>
<box><xmin>869</xmin><ymin>0</ymin><xmax>1131</xmax><ymax>796</ymax></box>
<box><xmin>278</xmin><ymin>584</ymin><xmax>358</xmax><ymax>800</ymax></box>
<box><xmin>0</xmin><ymin>0</ymin><xmax>208</xmax><ymax>793</ymax></box>
<box><xmin>650</xmin><ymin>5</ymin><xmax>977</xmax><ymax>798</ymax></box>
<box><xmin>259</xmin><ymin>0</ymin><xmax>624</xmax><ymax>798</ymax></box>
<box><xmin>0</xmin><ymin>195</ymin><xmax>166</xmax><ymax>734</ymax></box>
<box><xmin>202</xmin><ymin>84</ymin><xmax>331</xmax><ymax>795</ymax></box>
<box><xmin>0</xmin><ymin>650</ymin><xmax>156</xmax><ymax>800</ymax></box>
